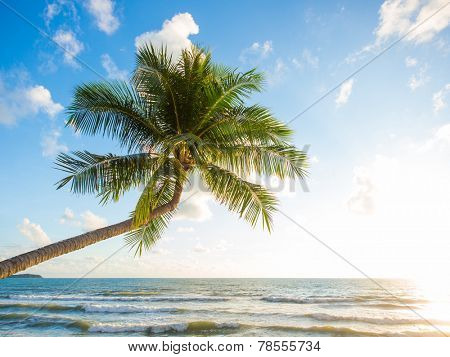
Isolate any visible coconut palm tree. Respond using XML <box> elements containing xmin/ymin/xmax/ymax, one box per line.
<box><xmin>0</xmin><ymin>45</ymin><xmax>307</xmax><ymax>279</ymax></box>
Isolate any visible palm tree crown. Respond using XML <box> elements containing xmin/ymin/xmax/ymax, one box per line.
<box><xmin>55</xmin><ymin>45</ymin><xmax>308</xmax><ymax>255</ymax></box>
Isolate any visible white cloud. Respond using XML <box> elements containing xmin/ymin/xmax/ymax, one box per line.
<box><xmin>135</xmin><ymin>13</ymin><xmax>199</xmax><ymax>58</ymax></box>
<box><xmin>405</xmin><ymin>56</ymin><xmax>418</xmax><ymax>67</ymax></box>
<box><xmin>26</xmin><ymin>85</ymin><xmax>64</xmax><ymax>116</ymax></box>
<box><xmin>17</xmin><ymin>218</ymin><xmax>51</xmax><ymax>247</ymax></box>
<box><xmin>59</xmin><ymin>207</ymin><xmax>75</xmax><ymax>224</ymax></box>
<box><xmin>193</xmin><ymin>242</ymin><xmax>210</xmax><ymax>253</ymax></box>
<box><xmin>59</xmin><ymin>208</ymin><xmax>107</xmax><ymax>232</ymax></box>
<box><xmin>376</xmin><ymin>0</ymin><xmax>450</xmax><ymax>44</ymax></box>
<box><xmin>0</xmin><ymin>75</ymin><xmax>63</xmax><ymax>125</ymax></box>
<box><xmin>44</xmin><ymin>3</ymin><xmax>61</xmax><ymax>25</ymax></box>
<box><xmin>80</xmin><ymin>210</ymin><xmax>108</xmax><ymax>231</ymax></box>
<box><xmin>176</xmin><ymin>226</ymin><xmax>195</xmax><ymax>233</ymax></box>
<box><xmin>44</xmin><ymin>1</ymin><xmax>78</xmax><ymax>27</ymax></box>
<box><xmin>266</xmin><ymin>58</ymin><xmax>287</xmax><ymax>86</ymax></box>
<box><xmin>347</xmin><ymin>1</ymin><xmax>450</xmax><ymax>62</ymax></box>
<box><xmin>408</xmin><ymin>65</ymin><xmax>429</xmax><ymax>90</ymax></box>
<box><xmin>52</xmin><ymin>29</ymin><xmax>84</xmax><ymax>67</ymax></box>
<box><xmin>433</xmin><ymin>83</ymin><xmax>450</xmax><ymax>112</ymax></box>
<box><xmin>347</xmin><ymin>167</ymin><xmax>376</xmax><ymax>214</ymax></box>
<box><xmin>151</xmin><ymin>247</ymin><xmax>170</xmax><ymax>255</ymax></box>
<box><xmin>41</xmin><ymin>129</ymin><xmax>68</xmax><ymax>157</ymax></box>
<box><xmin>292</xmin><ymin>48</ymin><xmax>319</xmax><ymax>69</ymax></box>
<box><xmin>101</xmin><ymin>54</ymin><xmax>127</xmax><ymax>80</ymax></box>
<box><xmin>215</xmin><ymin>239</ymin><xmax>231</xmax><ymax>252</ymax></box>
<box><xmin>335</xmin><ymin>79</ymin><xmax>354</xmax><ymax>107</ymax></box>
<box><xmin>239</xmin><ymin>40</ymin><xmax>273</xmax><ymax>62</ymax></box>
<box><xmin>174</xmin><ymin>191</ymin><xmax>212</xmax><ymax>222</ymax></box>
<box><xmin>85</xmin><ymin>0</ymin><xmax>120</xmax><ymax>35</ymax></box>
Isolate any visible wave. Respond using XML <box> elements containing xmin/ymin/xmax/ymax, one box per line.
<box><xmin>89</xmin><ymin>321</ymin><xmax>387</xmax><ymax>337</ymax></box>
<box><xmin>262</xmin><ymin>324</ymin><xmax>383</xmax><ymax>337</ymax></box>
<box><xmin>0</xmin><ymin>312</ymin><xmax>91</xmax><ymax>332</ymax></box>
<box><xmin>99</xmin><ymin>291</ymin><xmax>161</xmax><ymax>297</ymax></box>
<box><xmin>0</xmin><ymin>313</ymin><xmax>31</xmax><ymax>321</ymax></box>
<box><xmin>83</xmin><ymin>305</ymin><xmax>179</xmax><ymax>314</ymax></box>
<box><xmin>29</xmin><ymin>319</ymin><xmax>90</xmax><ymax>331</ymax></box>
<box><xmin>261</xmin><ymin>296</ymin><xmax>360</xmax><ymax>304</ymax></box>
<box><xmin>261</xmin><ymin>295</ymin><xmax>427</xmax><ymax>305</ymax></box>
<box><xmin>367</xmin><ymin>303</ymin><xmax>419</xmax><ymax>310</ymax></box>
<box><xmin>90</xmin><ymin>321</ymin><xmax>241</xmax><ymax>334</ymax></box>
<box><xmin>0</xmin><ymin>302</ymin><xmax>182</xmax><ymax>314</ymax></box>
<box><xmin>302</xmin><ymin>313</ymin><xmax>443</xmax><ymax>326</ymax></box>
<box><xmin>7</xmin><ymin>294</ymin><xmax>228</xmax><ymax>303</ymax></box>
<box><xmin>0</xmin><ymin>303</ymin><xmax>83</xmax><ymax>312</ymax></box>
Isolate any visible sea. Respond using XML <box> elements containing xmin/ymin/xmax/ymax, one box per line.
<box><xmin>0</xmin><ymin>278</ymin><xmax>449</xmax><ymax>337</ymax></box>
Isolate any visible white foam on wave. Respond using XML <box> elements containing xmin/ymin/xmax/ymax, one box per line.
<box><xmin>8</xmin><ymin>294</ymin><xmax>228</xmax><ymax>303</ymax></box>
<box><xmin>304</xmin><ymin>312</ymin><xmax>441</xmax><ymax>325</ymax></box>
<box><xmin>83</xmin><ymin>304</ymin><xmax>178</xmax><ymax>313</ymax></box>
<box><xmin>89</xmin><ymin>321</ymin><xmax>241</xmax><ymax>334</ymax></box>
<box><xmin>261</xmin><ymin>296</ymin><xmax>356</xmax><ymax>304</ymax></box>
<box><xmin>89</xmin><ymin>322</ymin><xmax>149</xmax><ymax>333</ymax></box>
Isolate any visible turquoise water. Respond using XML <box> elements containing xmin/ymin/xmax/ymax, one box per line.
<box><xmin>0</xmin><ymin>278</ymin><xmax>449</xmax><ymax>337</ymax></box>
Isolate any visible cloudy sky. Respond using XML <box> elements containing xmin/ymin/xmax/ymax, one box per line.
<box><xmin>0</xmin><ymin>0</ymin><xmax>450</xmax><ymax>279</ymax></box>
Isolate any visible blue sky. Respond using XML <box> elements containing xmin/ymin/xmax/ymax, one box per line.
<box><xmin>1</xmin><ymin>0</ymin><xmax>450</xmax><ymax>279</ymax></box>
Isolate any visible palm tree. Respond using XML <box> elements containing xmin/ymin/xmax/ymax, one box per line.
<box><xmin>0</xmin><ymin>45</ymin><xmax>307</xmax><ymax>279</ymax></box>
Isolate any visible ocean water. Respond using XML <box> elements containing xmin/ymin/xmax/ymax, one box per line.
<box><xmin>0</xmin><ymin>278</ymin><xmax>449</xmax><ymax>337</ymax></box>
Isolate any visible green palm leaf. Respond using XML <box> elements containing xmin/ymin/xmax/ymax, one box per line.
<box><xmin>200</xmin><ymin>163</ymin><xmax>278</xmax><ymax>231</ymax></box>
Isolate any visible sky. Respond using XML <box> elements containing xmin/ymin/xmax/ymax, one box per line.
<box><xmin>0</xmin><ymin>0</ymin><xmax>450</xmax><ymax>279</ymax></box>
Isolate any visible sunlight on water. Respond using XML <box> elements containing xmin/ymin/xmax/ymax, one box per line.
<box><xmin>0</xmin><ymin>278</ymin><xmax>449</xmax><ymax>337</ymax></box>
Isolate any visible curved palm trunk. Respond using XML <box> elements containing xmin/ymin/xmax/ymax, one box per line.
<box><xmin>0</xmin><ymin>183</ymin><xmax>183</xmax><ymax>279</ymax></box>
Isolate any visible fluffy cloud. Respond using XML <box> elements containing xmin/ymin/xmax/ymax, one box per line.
<box><xmin>433</xmin><ymin>83</ymin><xmax>450</xmax><ymax>112</ymax></box>
<box><xmin>239</xmin><ymin>40</ymin><xmax>273</xmax><ymax>63</ymax></box>
<box><xmin>408</xmin><ymin>65</ymin><xmax>429</xmax><ymax>90</ymax></box>
<box><xmin>135</xmin><ymin>13</ymin><xmax>199</xmax><ymax>58</ymax></box>
<box><xmin>85</xmin><ymin>0</ymin><xmax>120</xmax><ymax>35</ymax></box>
<box><xmin>27</xmin><ymin>85</ymin><xmax>64</xmax><ymax>116</ymax></box>
<box><xmin>44</xmin><ymin>2</ymin><xmax>61</xmax><ymax>25</ymax></box>
<box><xmin>347</xmin><ymin>167</ymin><xmax>376</xmax><ymax>214</ymax></box>
<box><xmin>44</xmin><ymin>1</ymin><xmax>78</xmax><ymax>27</ymax></box>
<box><xmin>59</xmin><ymin>207</ymin><xmax>75</xmax><ymax>224</ymax></box>
<box><xmin>0</xmin><ymin>75</ymin><xmax>63</xmax><ymax>125</ymax></box>
<box><xmin>52</xmin><ymin>29</ymin><xmax>84</xmax><ymax>67</ymax></box>
<box><xmin>151</xmin><ymin>247</ymin><xmax>170</xmax><ymax>255</ymax></box>
<box><xmin>176</xmin><ymin>226</ymin><xmax>195</xmax><ymax>233</ymax></box>
<box><xmin>101</xmin><ymin>54</ymin><xmax>127</xmax><ymax>80</ymax></box>
<box><xmin>80</xmin><ymin>210</ymin><xmax>108</xmax><ymax>231</ymax></box>
<box><xmin>376</xmin><ymin>0</ymin><xmax>450</xmax><ymax>44</ymax></box>
<box><xmin>335</xmin><ymin>79</ymin><xmax>354</xmax><ymax>107</ymax></box>
<box><xmin>174</xmin><ymin>192</ymin><xmax>212</xmax><ymax>222</ymax></box>
<box><xmin>266</xmin><ymin>58</ymin><xmax>288</xmax><ymax>86</ymax></box>
<box><xmin>59</xmin><ymin>208</ymin><xmax>108</xmax><ymax>232</ymax></box>
<box><xmin>193</xmin><ymin>242</ymin><xmax>210</xmax><ymax>253</ymax></box>
<box><xmin>348</xmin><ymin>123</ymin><xmax>450</xmax><ymax>216</ymax></box>
<box><xmin>292</xmin><ymin>48</ymin><xmax>319</xmax><ymax>69</ymax></box>
<box><xmin>405</xmin><ymin>56</ymin><xmax>418</xmax><ymax>67</ymax></box>
<box><xmin>173</xmin><ymin>179</ymin><xmax>213</xmax><ymax>222</ymax></box>
<box><xmin>347</xmin><ymin>1</ymin><xmax>450</xmax><ymax>62</ymax></box>
<box><xmin>17</xmin><ymin>218</ymin><xmax>51</xmax><ymax>247</ymax></box>
<box><xmin>41</xmin><ymin>129</ymin><xmax>68</xmax><ymax>157</ymax></box>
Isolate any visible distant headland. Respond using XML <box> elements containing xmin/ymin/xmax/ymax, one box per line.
<box><xmin>7</xmin><ymin>274</ymin><xmax>43</xmax><ymax>278</ymax></box>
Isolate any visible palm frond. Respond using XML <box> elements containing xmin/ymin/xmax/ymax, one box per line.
<box><xmin>207</xmin><ymin>144</ymin><xmax>308</xmax><ymax>179</ymax></box>
<box><xmin>195</xmin><ymin>69</ymin><xmax>264</xmax><ymax>132</ymax></box>
<box><xmin>55</xmin><ymin>151</ymin><xmax>161</xmax><ymax>204</ymax></box>
<box><xmin>125</xmin><ymin>212</ymin><xmax>173</xmax><ymax>256</ymax></box>
<box><xmin>200</xmin><ymin>164</ymin><xmax>278</xmax><ymax>231</ymax></box>
<box><xmin>67</xmin><ymin>81</ymin><xmax>162</xmax><ymax>152</ymax></box>
<box><xmin>200</xmin><ymin>105</ymin><xmax>293</xmax><ymax>145</ymax></box>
